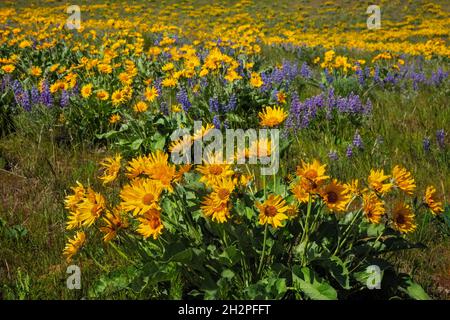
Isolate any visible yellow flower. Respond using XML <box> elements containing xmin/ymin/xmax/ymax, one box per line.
<box><xmin>162</xmin><ymin>62</ymin><xmax>174</xmax><ymax>72</ymax></box>
<box><xmin>81</xmin><ymin>83</ymin><xmax>93</xmax><ymax>98</ymax></box>
<box><xmin>343</xmin><ymin>179</ymin><xmax>360</xmax><ymax>197</ymax></box>
<box><xmin>144</xmin><ymin>86</ymin><xmax>159</xmax><ymax>102</ymax></box>
<box><xmin>424</xmin><ymin>186</ymin><xmax>444</xmax><ymax>215</ymax></box>
<box><xmin>100</xmin><ymin>207</ymin><xmax>129</xmax><ymax>242</ymax></box>
<box><xmin>111</xmin><ymin>90</ymin><xmax>125</xmax><ymax>105</ymax></box>
<box><xmin>197</xmin><ymin>153</ymin><xmax>234</xmax><ymax>187</ymax></box>
<box><xmin>29</xmin><ymin>66</ymin><xmax>42</xmax><ymax>77</ymax></box>
<box><xmin>192</xmin><ymin>123</ymin><xmax>215</xmax><ymax>141</ymax></box>
<box><xmin>320</xmin><ymin>179</ymin><xmax>350</xmax><ymax>212</ymax></box>
<box><xmin>250</xmin><ymin>72</ymin><xmax>263</xmax><ymax>88</ymax></box>
<box><xmin>137</xmin><ymin>209</ymin><xmax>164</xmax><ymax>240</ymax></box>
<box><xmin>99</xmin><ymin>154</ymin><xmax>121</xmax><ymax>184</ymax></box>
<box><xmin>63</xmin><ymin>231</ymin><xmax>86</xmax><ymax>262</ymax></box>
<box><xmin>256</xmin><ymin>194</ymin><xmax>289</xmax><ymax>228</ymax></box>
<box><xmin>296</xmin><ymin>159</ymin><xmax>329</xmax><ymax>193</ymax></box>
<box><xmin>276</xmin><ymin>91</ymin><xmax>287</xmax><ymax>104</ymax></box>
<box><xmin>64</xmin><ymin>181</ymin><xmax>85</xmax><ymax>212</ymax></box>
<box><xmin>109</xmin><ymin>114</ymin><xmax>121</xmax><ymax>124</ymax></box>
<box><xmin>392</xmin><ymin>165</ymin><xmax>416</xmax><ymax>195</ymax></box>
<box><xmin>96</xmin><ymin>89</ymin><xmax>109</xmax><ymax>101</ymax></box>
<box><xmin>368</xmin><ymin>169</ymin><xmax>393</xmax><ymax>194</ymax></box>
<box><xmin>145</xmin><ymin>151</ymin><xmax>176</xmax><ymax>192</ymax></box>
<box><xmin>362</xmin><ymin>192</ymin><xmax>385</xmax><ymax>224</ymax></box>
<box><xmin>133</xmin><ymin>101</ymin><xmax>149</xmax><ymax>113</ymax></box>
<box><xmin>291</xmin><ymin>180</ymin><xmax>311</xmax><ymax>203</ymax></box>
<box><xmin>76</xmin><ymin>189</ymin><xmax>106</xmax><ymax>227</ymax></box>
<box><xmin>392</xmin><ymin>202</ymin><xmax>416</xmax><ymax>234</ymax></box>
<box><xmin>201</xmin><ymin>193</ymin><xmax>231</xmax><ymax>223</ymax></box>
<box><xmin>125</xmin><ymin>156</ymin><xmax>148</xmax><ymax>180</ymax></box>
<box><xmin>2</xmin><ymin>64</ymin><xmax>15</xmax><ymax>73</ymax></box>
<box><xmin>258</xmin><ymin>106</ymin><xmax>288</xmax><ymax>127</ymax></box>
<box><xmin>162</xmin><ymin>77</ymin><xmax>177</xmax><ymax>87</ymax></box>
<box><xmin>120</xmin><ymin>178</ymin><xmax>163</xmax><ymax>216</ymax></box>
<box><xmin>171</xmin><ymin>104</ymin><xmax>182</xmax><ymax>113</ymax></box>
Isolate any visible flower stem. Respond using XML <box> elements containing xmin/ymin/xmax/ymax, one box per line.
<box><xmin>257</xmin><ymin>224</ymin><xmax>268</xmax><ymax>277</ymax></box>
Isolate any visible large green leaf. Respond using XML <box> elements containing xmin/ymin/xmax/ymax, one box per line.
<box><xmin>292</xmin><ymin>266</ymin><xmax>338</xmax><ymax>300</ymax></box>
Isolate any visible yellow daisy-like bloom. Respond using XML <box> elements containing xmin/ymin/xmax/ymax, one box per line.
<box><xmin>63</xmin><ymin>231</ymin><xmax>86</xmax><ymax>262</ymax></box>
<box><xmin>120</xmin><ymin>178</ymin><xmax>163</xmax><ymax>216</ymax></box>
<box><xmin>64</xmin><ymin>181</ymin><xmax>85</xmax><ymax>212</ymax></box>
<box><xmin>192</xmin><ymin>123</ymin><xmax>215</xmax><ymax>141</ymax></box>
<box><xmin>296</xmin><ymin>159</ymin><xmax>329</xmax><ymax>193</ymax></box>
<box><xmin>197</xmin><ymin>153</ymin><xmax>234</xmax><ymax>187</ymax></box>
<box><xmin>162</xmin><ymin>77</ymin><xmax>177</xmax><ymax>88</ymax></box>
<box><xmin>290</xmin><ymin>180</ymin><xmax>311</xmax><ymax>203</ymax></box>
<box><xmin>125</xmin><ymin>156</ymin><xmax>148</xmax><ymax>180</ymax></box>
<box><xmin>392</xmin><ymin>202</ymin><xmax>417</xmax><ymax>234</ymax></box>
<box><xmin>392</xmin><ymin>165</ymin><xmax>416</xmax><ymax>195</ymax></box>
<box><xmin>201</xmin><ymin>193</ymin><xmax>231</xmax><ymax>223</ymax></box>
<box><xmin>77</xmin><ymin>189</ymin><xmax>106</xmax><ymax>227</ymax></box>
<box><xmin>99</xmin><ymin>207</ymin><xmax>129</xmax><ymax>243</ymax></box>
<box><xmin>66</xmin><ymin>210</ymin><xmax>83</xmax><ymax>230</ymax></box>
<box><xmin>137</xmin><ymin>209</ymin><xmax>164</xmax><ymax>240</ymax></box>
<box><xmin>162</xmin><ymin>62</ymin><xmax>174</xmax><ymax>72</ymax></box>
<box><xmin>145</xmin><ymin>151</ymin><xmax>176</xmax><ymax>192</ymax></box>
<box><xmin>144</xmin><ymin>86</ymin><xmax>159</xmax><ymax>102</ymax></box>
<box><xmin>256</xmin><ymin>194</ymin><xmax>289</xmax><ymax>228</ymax></box>
<box><xmin>133</xmin><ymin>101</ymin><xmax>148</xmax><ymax>113</ymax></box>
<box><xmin>277</xmin><ymin>91</ymin><xmax>287</xmax><ymax>104</ymax></box>
<box><xmin>258</xmin><ymin>106</ymin><xmax>288</xmax><ymax>127</ymax></box>
<box><xmin>29</xmin><ymin>66</ymin><xmax>42</xmax><ymax>77</ymax></box>
<box><xmin>81</xmin><ymin>83</ymin><xmax>93</xmax><ymax>98</ymax></box>
<box><xmin>392</xmin><ymin>202</ymin><xmax>417</xmax><ymax>233</ymax></box>
<box><xmin>99</xmin><ymin>154</ymin><xmax>121</xmax><ymax>184</ymax></box>
<box><xmin>109</xmin><ymin>114</ymin><xmax>121</xmax><ymax>124</ymax></box>
<box><xmin>344</xmin><ymin>179</ymin><xmax>360</xmax><ymax>197</ymax></box>
<box><xmin>248</xmin><ymin>137</ymin><xmax>272</xmax><ymax>158</ymax></box>
<box><xmin>209</xmin><ymin>177</ymin><xmax>236</xmax><ymax>202</ymax></box>
<box><xmin>96</xmin><ymin>89</ymin><xmax>109</xmax><ymax>101</ymax></box>
<box><xmin>250</xmin><ymin>72</ymin><xmax>263</xmax><ymax>88</ymax></box>
<box><xmin>169</xmin><ymin>135</ymin><xmax>192</xmax><ymax>154</ymax></box>
<box><xmin>320</xmin><ymin>179</ymin><xmax>350</xmax><ymax>212</ymax></box>
<box><xmin>362</xmin><ymin>192</ymin><xmax>385</xmax><ymax>224</ymax></box>
<box><xmin>368</xmin><ymin>169</ymin><xmax>393</xmax><ymax>194</ymax></box>
<box><xmin>1</xmin><ymin>64</ymin><xmax>15</xmax><ymax>73</ymax></box>
<box><xmin>111</xmin><ymin>90</ymin><xmax>125</xmax><ymax>105</ymax></box>
<box><xmin>424</xmin><ymin>185</ymin><xmax>444</xmax><ymax>215</ymax></box>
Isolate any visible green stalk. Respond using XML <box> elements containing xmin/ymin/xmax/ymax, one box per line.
<box><xmin>257</xmin><ymin>224</ymin><xmax>268</xmax><ymax>277</ymax></box>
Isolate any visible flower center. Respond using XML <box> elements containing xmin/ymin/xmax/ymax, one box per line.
<box><xmin>395</xmin><ymin>214</ymin><xmax>405</xmax><ymax>225</ymax></box>
<box><xmin>209</xmin><ymin>165</ymin><xmax>223</xmax><ymax>175</ymax></box>
<box><xmin>218</xmin><ymin>189</ymin><xmax>230</xmax><ymax>200</ymax></box>
<box><xmin>327</xmin><ymin>191</ymin><xmax>338</xmax><ymax>203</ymax></box>
<box><xmin>264</xmin><ymin>205</ymin><xmax>277</xmax><ymax>217</ymax></box>
<box><xmin>149</xmin><ymin>216</ymin><xmax>161</xmax><ymax>229</ymax></box>
<box><xmin>143</xmin><ymin>193</ymin><xmax>155</xmax><ymax>205</ymax></box>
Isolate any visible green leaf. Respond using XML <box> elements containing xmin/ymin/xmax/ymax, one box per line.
<box><xmin>292</xmin><ymin>266</ymin><xmax>338</xmax><ymax>300</ymax></box>
<box><xmin>130</xmin><ymin>138</ymin><xmax>144</xmax><ymax>150</ymax></box>
<box><xmin>399</xmin><ymin>275</ymin><xmax>430</xmax><ymax>300</ymax></box>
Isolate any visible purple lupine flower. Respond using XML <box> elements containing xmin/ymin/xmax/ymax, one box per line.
<box><xmin>30</xmin><ymin>86</ymin><xmax>40</xmax><ymax>106</ymax></box>
<box><xmin>328</xmin><ymin>150</ymin><xmax>339</xmax><ymax>161</ymax></box>
<box><xmin>285</xmin><ymin>91</ymin><xmax>302</xmax><ymax>131</ymax></box>
<box><xmin>423</xmin><ymin>137</ymin><xmax>431</xmax><ymax>153</ymax></box>
<box><xmin>373</xmin><ymin>67</ymin><xmax>380</xmax><ymax>83</ymax></box>
<box><xmin>356</xmin><ymin>67</ymin><xmax>365</xmax><ymax>86</ymax></box>
<box><xmin>353</xmin><ymin>131</ymin><xmax>364</xmax><ymax>149</ymax></box>
<box><xmin>212</xmin><ymin>115</ymin><xmax>221</xmax><ymax>129</ymax></box>
<box><xmin>223</xmin><ymin>120</ymin><xmax>230</xmax><ymax>129</ymax></box>
<box><xmin>429</xmin><ymin>68</ymin><xmax>448</xmax><ymax>86</ymax></box>
<box><xmin>209</xmin><ymin>97</ymin><xmax>220</xmax><ymax>113</ymax></box>
<box><xmin>436</xmin><ymin>129</ymin><xmax>445</xmax><ymax>149</ymax></box>
<box><xmin>224</xmin><ymin>93</ymin><xmax>237</xmax><ymax>112</ymax></box>
<box><xmin>11</xmin><ymin>80</ymin><xmax>31</xmax><ymax>111</ymax></box>
<box><xmin>176</xmin><ymin>88</ymin><xmax>191</xmax><ymax>112</ymax></box>
<box><xmin>410</xmin><ymin>71</ymin><xmax>426</xmax><ymax>90</ymax></box>
<box><xmin>1</xmin><ymin>75</ymin><xmax>11</xmax><ymax>92</ymax></box>
<box><xmin>324</xmin><ymin>68</ymin><xmax>333</xmax><ymax>84</ymax></box>
<box><xmin>300</xmin><ymin>62</ymin><xmax>312</xmax><ymax>79</ymax></box>
<box><xmin>40</xmin><ymin>80</ymin><xmax>53</xmax><ymax>107</ymax></box>
<box><xmin>60</xmin><ymin>90</ymin><xmax>69</xmax><ymax>108</ymax></box>
<box><xmin>346</xmin><ymin>145</ymin><xmax>353</xmax><ymax>158</ymax></box>
<box><xmin>154</xmin><ymin>78</ymin><xmax>162</xmax><ymax>95</ymax></box>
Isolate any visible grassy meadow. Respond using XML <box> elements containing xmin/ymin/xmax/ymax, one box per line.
<box><xmin>0</xmin><ymin>0</ymin><xmax>449</xmax><ymax>300</ymax></box>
